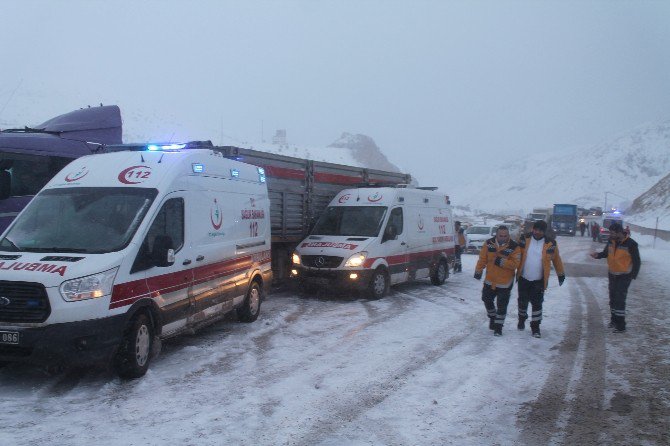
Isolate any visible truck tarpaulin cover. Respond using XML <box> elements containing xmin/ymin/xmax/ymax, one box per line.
<box><xmin>0</xmin><ymin>105</ymin><xmax>122</xmax><ymax>157</ymax></box>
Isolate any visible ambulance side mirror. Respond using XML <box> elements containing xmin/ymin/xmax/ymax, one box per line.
<box><xmin>0</xmin><ymin>170</ymin><xmax>11</xmax><ymax>200</ymax></box>
<box><xmin>152</xmin><ymin>235</ymin><xmax>176</xmax><ymax>267</ymax></box>
<box><xmin>383</xmin><ymin>224</ymin><xmax>397</xmax><ymax>242</ymax></box>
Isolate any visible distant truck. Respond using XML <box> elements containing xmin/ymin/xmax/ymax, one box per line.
<box><xmin>0</xmin><ymin>105</ymin><xmax>122</xmax><ymax>232</ymax></box>
<box><xmin>551</xmin><ymin>203</ymin><xmax>578</xmax><ymax>236</ymax></box>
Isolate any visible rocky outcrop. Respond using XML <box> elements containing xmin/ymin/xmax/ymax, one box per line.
<box><xmin>328</xmin><ymin>133</ymin><xmax>401</xmax><ymax>173</ymax></box>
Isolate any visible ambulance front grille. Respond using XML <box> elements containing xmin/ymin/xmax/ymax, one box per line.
<box><xmin>0</xmin><ymin>281</ymin><xmax>51</xmax><ymax>323</ymax></box>
<box><xmin>301</xmin><ymin>255</ymin><xmax>344</xmax><ymax>268</ymax></box>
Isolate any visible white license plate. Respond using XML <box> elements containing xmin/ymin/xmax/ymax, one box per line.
<box><xmin>0</xmin><ymin>331</ymin><xmax>19</xmax><ymax>345</ymax></box>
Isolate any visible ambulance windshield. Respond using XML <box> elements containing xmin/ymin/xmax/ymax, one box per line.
<box><xmin>0</xmin><ymin>187</ymin><xmax>158</xmax><ymax>254</ymax></box>
<box><xmin>311</xmin><ymin>206</ymin><xmax>387</xmax><ymax>237</ymax></box>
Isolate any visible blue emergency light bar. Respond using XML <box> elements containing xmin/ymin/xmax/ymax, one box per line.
<box><xmin>149</xmin><ymin>143</ymin><xmax>186</xmax><ymax>151</ymax></box>
<box><xmin>257</xmin><ymin>167</ymin><xmax>266</xmax><ymax>183</ymax></box>
<box><xmin>106</xmin><ymin>140</ymin><xmax>214</xmax><ymax>153</ymax></box>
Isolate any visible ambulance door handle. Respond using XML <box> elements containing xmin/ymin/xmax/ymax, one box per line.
<box><xmin>182</xmin><ymin>259</ymin><xmax>192</xmax><ymax>265</ymax></box>
<box><xmin>196</xmin><ymin>255</ymin><xmax>205</xmax><ymax>261</ymax></box>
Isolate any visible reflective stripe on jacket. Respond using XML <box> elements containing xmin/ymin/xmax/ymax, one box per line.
<box><xmin>516</xmin><ymin>235</ymin><xmax>565</xmax><ymax>290</ymax></box>
<box><xmin>475</xmin><ymin>237</ymin><xmax>521</xmax><ymax>289</ymax></box>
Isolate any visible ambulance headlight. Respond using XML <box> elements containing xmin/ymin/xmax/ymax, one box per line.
<box><xmin>292</xmin><ymin>253</ymin><xmax>301</xmax><ymax>265</ymax></box>
<box><xmin>60</xmin><ymin>267</ymin><xmax>119</xmax><ymax>302</ymax></box>
<box><xmin>345</xmin><ymin>251</ymin><xmax>368</xmax><ymax>267</ymax></box>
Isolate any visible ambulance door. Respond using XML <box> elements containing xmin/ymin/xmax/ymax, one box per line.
<box><xmin>381</xmin><ymin>206</ymin><xmax>409</xmax><ymax>285</ymax></box>
<box><xmin>189</xmin><ymin>186</ymin><xmax>239</xmax><ymax>319</ymax></box>
<box><xmin>134</xmin><ymin>194</ymin><xmax>194</xmax><ymax>336</ymax></box>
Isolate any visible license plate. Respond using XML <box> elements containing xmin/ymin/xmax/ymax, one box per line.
<box><xmin>0</xmin><ymin>331</ymin><xmax>19</xmax><ymax>345</ymax></box>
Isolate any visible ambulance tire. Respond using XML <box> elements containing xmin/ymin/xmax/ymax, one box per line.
<box><xmin>368</xmin><ymin>268</ymin><xmax>389</xmax><ymax>299</ymax></box>
<box><xmin>114</xmin><ymin>312</ymin><xmax>154</xmax><ymax>379</ymax></box>
<box><xmin>430</xmin><ymin>259</ymin><xmax>448</xmax><ymax>286</ymax></box>
<box><xmin>238</xmin><ymin>280</ymin><xmax>262</xmax><ymax>323</ymax></box>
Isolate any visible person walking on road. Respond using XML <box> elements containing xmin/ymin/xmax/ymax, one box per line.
<box><xmin>590</xmin><ymin>222</ymin><xmax>641</xmax><ymax>333</ymax></box>
<box><xmin>591</xmin><ymin>222</ymin><xmax>600</xmax><ymax>242</ymax></box>
<box><xmin>474</xmin><ymin>225</ymin><xmax>521</xmax><ymax>336</ymax></box>
<box><xmin>454</xmin><ymin>221</ymin><xmax>466</xmax><ymax>272</ymax></box>
<box><xmin>579</xmin><ymin>220</ymin><xmax>586</xmax><ymax>237</ymax></box>
<box><xmin>516</xmin><ymin>220</ymin><xmax>566</xmax><ymax>338</ymax></box>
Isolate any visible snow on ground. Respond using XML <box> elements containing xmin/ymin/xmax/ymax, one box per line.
<box><xmin>0</xmin><ymin>236</ymin><xmax>668</xmax><ymax>445</ymax></box>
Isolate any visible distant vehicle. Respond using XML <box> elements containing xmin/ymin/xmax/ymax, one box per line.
<box><xmin>291</xmin><ymin>186</ymin><xmax>455</xmax><ymax>299</ymax></box>
<box><xmin>465</xmin><ymin>224</ymin><xmax>500</xmax><ymax>254</ymax></box>
<box><xmin>598</xmin><ymin>212</ymin><xmax>625</xmax><ymax>243</ymax></box>
<box><xmin>551</xmin><ymin>203</ymin><xmax>578</xmax><ymax>236</ymax></box>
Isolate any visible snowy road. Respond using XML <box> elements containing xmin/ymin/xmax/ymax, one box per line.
<box><xmin>0</xmin><ymin>236</ymin><xmax>668</xmax><ymax>445</ymax></box>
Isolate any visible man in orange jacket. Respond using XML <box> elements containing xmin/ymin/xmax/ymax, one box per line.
<box><xmin>474</xmin><ymin>225</ymin><xmax>521</xmax><ymax>336</ymax></box>
<box><xmin>590</xmin><ymin>222</ymin><xmax>641</xmax><ymax>333</ymax></box>
<box><xmin>516</xmin><ymin>220</ymin><xmax>565</xmax><ymax>338</ymax></box>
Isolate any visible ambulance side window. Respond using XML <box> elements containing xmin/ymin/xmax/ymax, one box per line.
<box><xmin>384</xmin><ymin>207</ymin><xmax>403</xmax><ymax>239</ymax></box>
<box><xmin>132</xmin><ymin>198</ymin><xmax>184</xmax><ymax>273</ymax></box>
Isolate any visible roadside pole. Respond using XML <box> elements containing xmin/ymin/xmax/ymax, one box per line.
<box><xmin>654</xmin><ymin>217</ymin><xmax>659</xmax><ymax>249</ymax></box>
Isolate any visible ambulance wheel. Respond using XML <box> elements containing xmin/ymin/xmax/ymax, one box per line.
<box><xmin>238</xmin><ymin>281</ymin><xmax>262</xmax><ymax>323</ymax></box>
<box><xmin>368</xmin><ymin>268</ymin><xmax>389</xmax><ymax>299</ymax></box>
<box><xmin>431</xmin><ymin>259</ymin><xmax>448</xmax><ymax>285</ymax></box>
<box><xmin>114</xmin><ymin>313</ymin><xmax>153</xmax><ymax>379</ymax></box>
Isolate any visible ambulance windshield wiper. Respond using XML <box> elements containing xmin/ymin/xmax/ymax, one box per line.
<box><xmin>23</xmin><ymin>247</ymin><xmax>89</xmax><ymax>253</ymax></box>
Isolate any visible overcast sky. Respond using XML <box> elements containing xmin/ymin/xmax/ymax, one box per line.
<box><xmin>2</xmin><ymin>0</ymin><xmax>669</xmax><ymax>187</ymax></box>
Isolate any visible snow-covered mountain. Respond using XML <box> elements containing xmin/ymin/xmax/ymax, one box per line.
<box><xmin>449</xmin><ymin>121</ymin><xmax>670</xmax><ymax>216</ymax></box>
<box><xmin>627</xmin><ymin>172</ymin><xmax>670</xmax><ymax>229</ymax></box>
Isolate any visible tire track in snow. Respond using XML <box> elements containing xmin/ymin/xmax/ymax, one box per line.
<box><xmin>516</xmin><ymin>280</ymin><xmax>583</xmax><ymax>445</ymax></box>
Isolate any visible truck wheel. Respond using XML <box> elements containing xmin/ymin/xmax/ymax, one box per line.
<box><xmin>368</xmin><ymin>268</ymin><xmax>389</xmax><ymax>299</ymax></box>
<box><xmin>430</xmin><ymin>259</ymin><xmax>448</xmax><ymax>285</ymax></box>
<box><xmin>238</xmin><ymin>281</ymin><xmax>262</xmax><ymax>322</ymax></box>
<box><xmin>114</xmin><ymin>313</ymin><xmax>153</xmax><ymax>379</ymax></box>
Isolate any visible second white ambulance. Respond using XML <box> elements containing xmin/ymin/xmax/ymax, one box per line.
<box><xmin>291</xmin><ymin>186</ymin><xmax>455</xmax><ymax>298</ymax></box>
<box><xmin>0</xmin><ymin>143</ymin><xmax>271</xmax><ymax>378</ymax></box>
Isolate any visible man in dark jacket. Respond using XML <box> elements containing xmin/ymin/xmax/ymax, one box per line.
<box><xmin>590</xmin><ymin>223</ymin><xmax>641</xmax><ymax>332</ymax></box>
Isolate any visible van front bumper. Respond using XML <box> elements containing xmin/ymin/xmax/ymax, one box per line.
<box><xmin>0</xmin><ymin>314</ymin><xmax>126</xmax><ymax>367</ymax></box>
<box><xmin>291</xmin><ymin>267</ymin><xmax>374</xmax><ymax>291</ymax></box>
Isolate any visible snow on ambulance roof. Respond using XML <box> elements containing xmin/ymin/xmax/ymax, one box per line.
<box><xmin>43</xmin><ymin>147</ymin><xmax>266</xmax><ymax>190</ymax></box>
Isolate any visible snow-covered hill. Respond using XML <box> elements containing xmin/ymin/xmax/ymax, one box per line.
<box><xmin>448</xmin><ymin>121</ymin><xmax>670</xmax><ymax>216</ymax></box>
<box><xmin>627</xmin><ymin>172</ymin><xmax>670</xmax><ymax>229</ymax></box>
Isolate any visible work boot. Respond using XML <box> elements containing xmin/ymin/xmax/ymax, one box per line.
<box><xmin>530</xmin><ymin>321</ymin><xmax>541</xmax><ymax>338</ymax></box>
<box><xmin>493</xmin><ymin>323</ymin><xmax>503</xmax><ymax>336</ymax></box>
<box><xmin>517</xmin><ymin>317</ymin><xmax>526</xmax><ymax>331</ymax></box>
<box><xmin>489</xmin><ymin>317</ymin><xmax>495</xmax><ymax>330</ymax></box>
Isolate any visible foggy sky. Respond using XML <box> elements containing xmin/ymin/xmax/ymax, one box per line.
<box><xmin>2</xmin><ymin>0</ymin><xmax>670</xmax><ymax>189</ymax></box>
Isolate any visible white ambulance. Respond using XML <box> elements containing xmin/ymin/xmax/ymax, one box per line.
<box><xmin>291</xmin><ymin>186</ymin><xmax>455</xmax><ymax>298</ymax></box>
<box><xmin>0</xmin><ymin>143</ymin><xmax>271</xmax><ymax>378</ymax></box>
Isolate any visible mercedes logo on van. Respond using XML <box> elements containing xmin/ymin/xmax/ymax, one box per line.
<box><xmin>315</xmin><ymin>256</ymin><xmax>325</xmax><ymax>267</ymax></box>
<box><xmin>0</xmin><ymin>296</ymin><xmax>10</xmax><ymax>307</ymax></box>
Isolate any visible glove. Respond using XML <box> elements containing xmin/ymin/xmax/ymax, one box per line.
<box><xmin>474</xmin><ymin>271</ymin><xmax>482</xmax><ymax>280</ymax></box>
<box><xmin>558</xmin><ymin>274</ymin><xmax>565</xmax><ymax>286</ymax></box>
<box><xmin>494</xmin><ymin>257</ymin><xmax>503</xmax><ymax>267</ymax></box>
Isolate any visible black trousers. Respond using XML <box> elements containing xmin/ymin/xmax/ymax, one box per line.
<box><xmin>517</xmin><ymin>277</ymin><xmax>545</xmax><ymax>323</ymax></box>
<box><xmin>608</xmin><ymin>273</ymin><xmax>632</xmax><ymax>330</ymax></box>
<box><xmin>481</xmin><ymin>284</ymin><xmax>512</xmax><ymax>326</ymax></box>
<box><xmin>454</xmin><ymin>246</ymin><xmax>463</xmax><ymax>271</ymax></box>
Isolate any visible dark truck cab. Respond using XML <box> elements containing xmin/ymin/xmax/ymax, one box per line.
<box><xmin>0</xmin><ymin>105</ymin><xmax>122</xmax><ymax>232</ymax></box>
